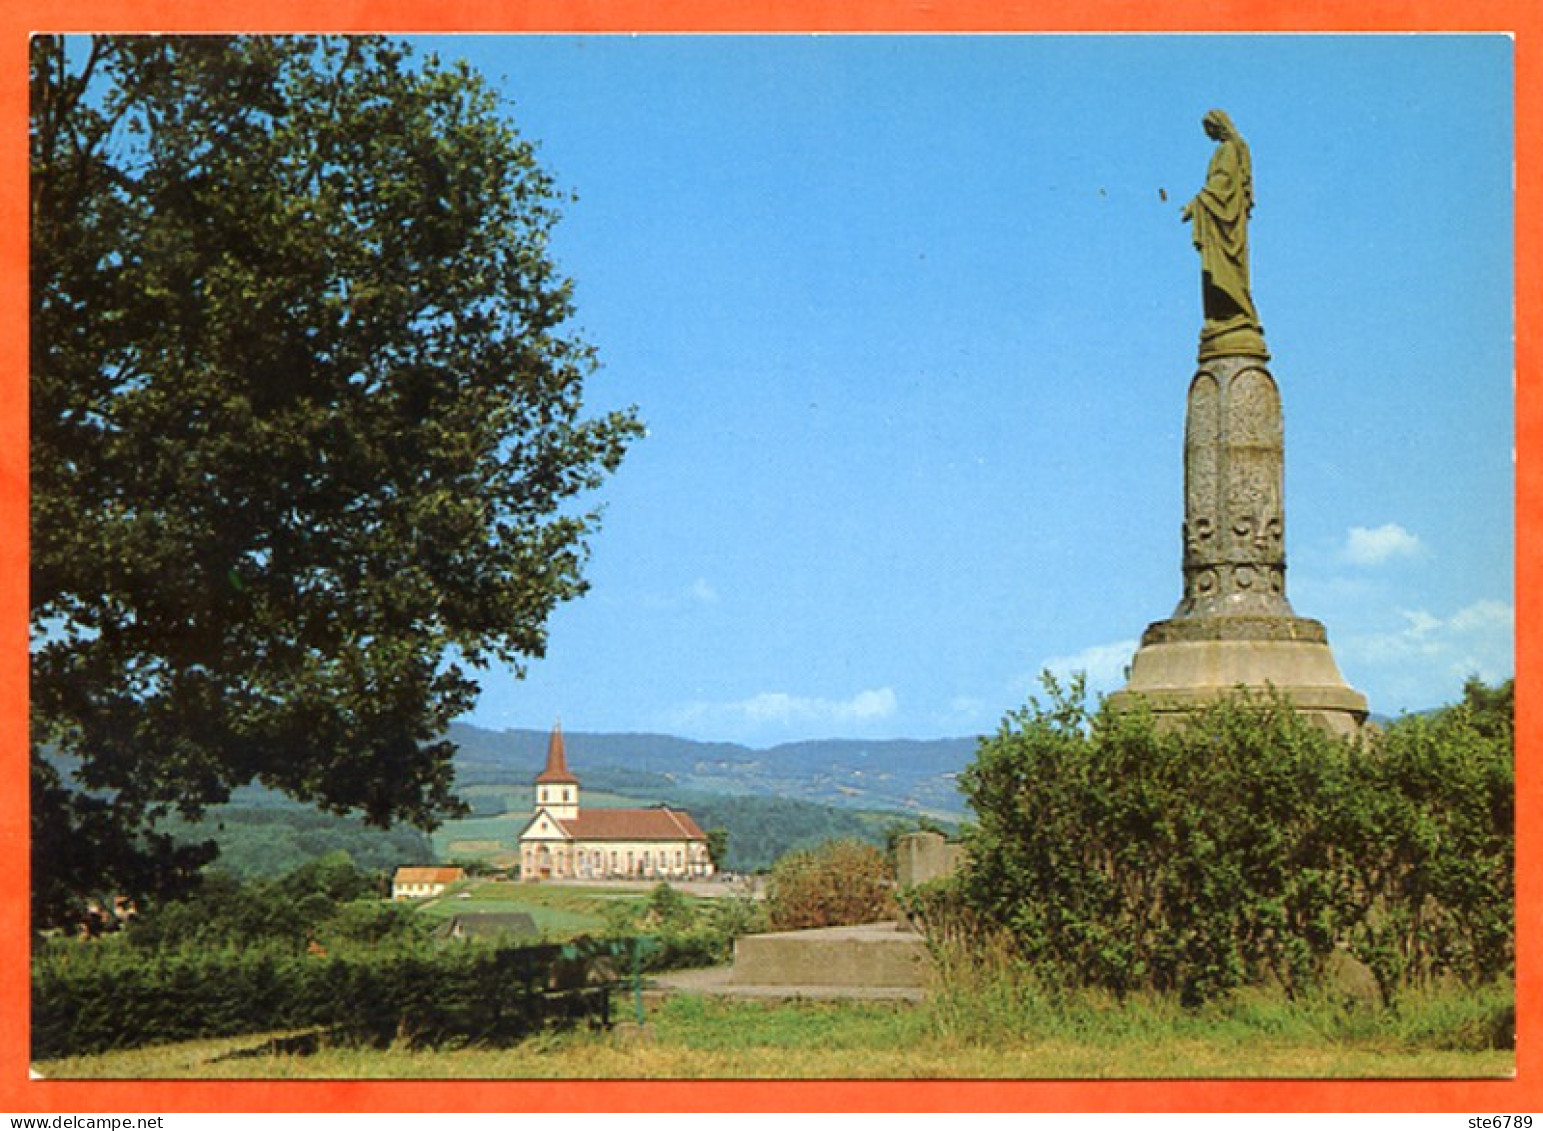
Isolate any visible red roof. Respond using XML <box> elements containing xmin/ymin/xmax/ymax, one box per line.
<box><xmin>535</xmin><ymin>721</ymin><xmax>579</xmax><ymax>785</ymax></box>
<box><xmin>393</xmin><ymin>867</ymin><xmax>464</xmax><ymax>884</ymax></box>
<box><xmin>555</xmin><ymin>807</ymin><xmax>707</xmax><ymax>843</ymax></box>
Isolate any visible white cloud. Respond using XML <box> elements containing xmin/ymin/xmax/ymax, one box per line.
<box><xmin>1397</xmin><ymin>608</ymin><xmax>1444</xmax><ymax>638</ymax></box>
<box><xmin>948</xmin><ymin>694</ymin><xmax>989</xmax><ymax>718</ymax></box>
<box><xmin>843</xmin><ymin>688</ymin><xmax>900</xmax><ymax>720</ymax></box>
<box><xmin>1448</xmin><ymin>599</ymin><xmax>1514</xmax><ymax>634</ymax></box>
<box><xmin>1343</xmin><ymin>523</ymin><xmax>1423</xmax><ymax>566</ymax></box>
<box><xmin>1039</xmin><ymin>639</ymin><xmax>1140</xmax><ymax>692</ymax></box>
<box><xmin>638</xmin><ymin>577</ymin><xmax>721</xmax><ymax>611</ymax></box>
<box><xmin>672</xmin><ymin>687</ymin><xmax>900</xmax><ymax>732</ymax></box>
<box><xmin>1339</xmin><ymin>600</ymin><xmax>1514</xmax><ymax>699</ymax></box>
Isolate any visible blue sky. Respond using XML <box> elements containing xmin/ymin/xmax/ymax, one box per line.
<box><xmin>423</xmin><ymin>34</ymin><xmax>1514</xmax><ymax>744</ymax></box>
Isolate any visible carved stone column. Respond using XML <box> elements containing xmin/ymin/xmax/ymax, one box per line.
<box><xmin>1107</xmin><ymin>353</ymin><xmax>1369</xmax><ymax>736</ymax></box>
<box><xmin>1178</xmin><ymin>356</ymin><xmax>1290</xmax><ymax>618</ymax></box>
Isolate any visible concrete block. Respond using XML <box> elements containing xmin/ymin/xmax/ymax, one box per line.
<box><xmin>730</xmin><ymin>921</ymin><xmax>930</xmax><ymax>989</ymax></box>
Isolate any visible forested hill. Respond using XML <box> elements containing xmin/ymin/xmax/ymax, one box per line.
<box><xmin>449</xmin><ymin>723</ymin><xmax>975</xmax><ymax>819</ymax></box>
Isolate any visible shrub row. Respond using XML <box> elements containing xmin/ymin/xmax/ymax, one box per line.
<box><xmin>32</xmin><ymin>937</ymin><xmax>642</xmax><ymax>1059</ymax></box>
<box><xmin>921</xmin><ymin>677</ymin><xmax>1512</xmax><ymax>1006</ymax></box>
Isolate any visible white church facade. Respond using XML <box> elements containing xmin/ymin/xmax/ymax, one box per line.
<box><xmin>517</xmin><ymin>724</ymin><xmax>715</xmax><ymax>882</ymax></box>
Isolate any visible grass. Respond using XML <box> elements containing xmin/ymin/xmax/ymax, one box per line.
<box><xmin>34</xmin><ymin>981</ymin><xmax>1514</xmax><ymax>1081</ymax></box>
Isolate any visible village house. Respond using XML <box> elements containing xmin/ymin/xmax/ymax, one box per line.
<box><xmin>391</xmin><ymin>866</ymin><xmax>465</xmax><ymax>900</ymax></box>
<box><xmin>437</xmin><ymin>911</ymin><xmax>539</xmax><ymax>942</ymax></box>
<box><xmin>518</xmin><ymin>723</ymin><xmax>714</xmax><ymax>882</ymax></box>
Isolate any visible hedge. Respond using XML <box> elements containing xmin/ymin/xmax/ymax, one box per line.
<box><xmin>934</xmin><ymin>678</ymin><xmax>1513</xmax><ymax>1006</ymax></box>
<box><xmin>32</xmin><ymin>937</ymin><xmax>643</xmax><ymax>1059</ymax></box>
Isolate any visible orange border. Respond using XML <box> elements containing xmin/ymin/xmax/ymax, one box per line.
<box><xmin>2</xmin><ymin>0</ymin><xmax>1537</xmax><ymax>1114</ymax></box>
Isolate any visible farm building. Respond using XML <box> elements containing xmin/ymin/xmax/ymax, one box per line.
<box><xmin>391</xmin><ymin>866</ymin><xmax>465</xmax><ymax>900</ymax></box>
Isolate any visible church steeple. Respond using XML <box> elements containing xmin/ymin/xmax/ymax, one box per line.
<box><xmin>534</xmin><ymin>720</ymin><xmax>579</xmax><ymax>819</ymax></box>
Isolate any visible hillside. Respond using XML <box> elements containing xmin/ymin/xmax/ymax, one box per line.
<box><xmin>151</xmin><ymin>725</ymin><xmax>976</xmax><ymax>878</ymax></box>
<box><xmin>448</xmin><ymin>723</ymin><xmax>974</xmax><ymax>819</ymax></box>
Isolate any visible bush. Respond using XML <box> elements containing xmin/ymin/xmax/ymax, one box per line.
<box><xmin>1343</xmin><ymin>689</ymin><xmax>1515</xmax><ymax>993</ymax></box>
<box><xmin>599</xmin><ymin>883</ymin><xmax>767</xmax><ymax>972</ymax></box>
<box><xmin>322</xmin><ymin>900</ymin><xmax>434</xmax><ymax>950</ymax></box>
<box><xmin>950</xmin><ymin>674</ymin><xmax>1513</xmax><ymax>1006</ymax></box>
<box><xmin>765</xmin><ymin>838</ymin><xmax>894</xmax><ymax>931</ymax></box>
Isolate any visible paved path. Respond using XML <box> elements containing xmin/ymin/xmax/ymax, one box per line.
<box><xmin>535</xmin><ymin>877</ymin><xmax>764</xmax><ymax>899</ymax></box>
<box><xmin>648</xmin><ymin>963</ymin><xmax>926</xmax><ymax>1003</ymax></box>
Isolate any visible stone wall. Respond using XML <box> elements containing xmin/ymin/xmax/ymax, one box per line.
<box><xmin>895</xmin><ymin>831</ymin><xmax>965</xmax><ymax>888</ymax></box>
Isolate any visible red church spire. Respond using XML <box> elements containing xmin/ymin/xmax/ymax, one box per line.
<box><xmin>535</xmin><ymin>719</ymin><xmax>579</xmax><ymax>785</ymax></box>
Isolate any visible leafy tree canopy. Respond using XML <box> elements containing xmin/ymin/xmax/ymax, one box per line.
<box><xmin>30</xmin><ymin>34</ymin><xmax>642</xmax><ymax>928</ymax></box>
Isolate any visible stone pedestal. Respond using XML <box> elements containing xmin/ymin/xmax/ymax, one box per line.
<box><xmin>1107</xmin><ymin>353</ymin><xmax>1368</xmax><ymax>736</ymax></box>
<box><xmin>730</xmin><ymin>922</ymin><xmax>929</xmax><ymax>990</ymax></box>
<box><xmin>1106</xmin><ymin>615</ymin><xmax>1369</xmax><ymax>737</ymax></box>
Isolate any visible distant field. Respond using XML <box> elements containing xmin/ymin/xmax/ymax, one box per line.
<box><xmin>428</xmin><ymin>815</ymin><xmax>522</xmax><ymax>859</ymax></box>
<box><xmin>442</xmin><ymin>839</ymin><xmax>505</xmax><ymax>855</ymax></box>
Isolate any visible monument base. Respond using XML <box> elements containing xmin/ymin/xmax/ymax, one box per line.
<box><xmin>730</xmin><ymin>922</ymin><xmax>928</xmax><ymax>990</ymax></box>
<box><xmin>1106</xmin><ymin>614</ymin><xmax>1369</xmax><ymax>738</ymax></box>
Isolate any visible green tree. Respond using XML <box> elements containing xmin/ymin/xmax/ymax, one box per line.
<box><xmin>1457</xmin><ymin>674</ymin><xmax>1514</xmax><ymax>742</ymax></box>
<box><xmin>704</xmin><ymin>826</ymin><xmax>729</xmax><ymax>871</ymax></box>
<box><xmin>30</xmin><ymin>35</ymin><xmax>642</xmax><ymax>929</ymax></box>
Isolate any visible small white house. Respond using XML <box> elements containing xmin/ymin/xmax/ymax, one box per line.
<box><xmin>391</xmin><ymin>866</ymin><xmax>465</xmax><ymax>900</ymax></box>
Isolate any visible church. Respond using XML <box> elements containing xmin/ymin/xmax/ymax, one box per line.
<box><xmin>516</xmin><ymin>723</ymin><xmax>715</xmax><ymax>882</ymax></box>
